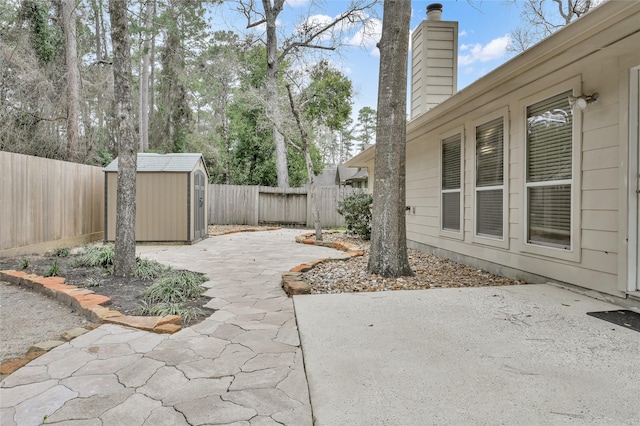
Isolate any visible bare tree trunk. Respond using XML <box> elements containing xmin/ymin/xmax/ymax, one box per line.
<box><xmin>263</xmin><ymin>0</ymin><xmax>289</xmax><ymax>188</ymax></box>
<box><xmin>305</xmin><ymin>149</ymin><xmax>322</xmax><ymax>240</ymax></box>
<box><xmin>286</xmin><ymin>84</ymin><xmax>322</xmax><ymax>240</ymax></box>
<box><xmin>110</xmin><ymin>0</ymin><xmax>138</xmax><ymax>278</ymax></box>
<box><xmin>149</xmin><ymin>0</ymin><xmax>156</xmax><ymax>144</ymax></box>
<box><xmin>62</xmin><ymin>0</ymin><xmax>80</xmax><ymax>161</ymax></box>
<box><xmin>139</xmin><ymin>0</ymin><xmax>153</xmax><ymax>152</ymax></box>
<box><xmin>367</xmin><ymin>0</ymin><xmax>412</xmax><ymax>277</ymax></box>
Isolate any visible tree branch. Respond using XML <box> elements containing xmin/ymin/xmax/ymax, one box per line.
<box><xmin>279</xmin><ymin>0</ymin><xmax>377</xmax><ymax>61</ymax></box>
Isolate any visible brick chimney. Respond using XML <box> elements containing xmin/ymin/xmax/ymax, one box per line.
<box><xmin>410</xmin><ymin>3</ymin><xmax>458</xmax><ymax>119</ymax></box>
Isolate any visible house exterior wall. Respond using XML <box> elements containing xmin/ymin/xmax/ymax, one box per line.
<box><xmin>405</xmin><ymin>1</ymin><xmax>640</xmax><ymax>298</ymax></box>
<box><xmin>106</xmin><ymin>172</ymin><xmax>189</xmax><ymax>242</ymax></box>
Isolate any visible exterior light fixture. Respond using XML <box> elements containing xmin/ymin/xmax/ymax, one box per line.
<box><xmin>568</xmin><ymin>93</ymin><xmax>599</xmax><ymax>110</ymax></box>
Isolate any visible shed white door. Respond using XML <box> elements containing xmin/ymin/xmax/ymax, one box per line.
<box><xmin>630</xmin><ymin>66</ymin><xmax>640</xmax><ymax>292</ymax></box>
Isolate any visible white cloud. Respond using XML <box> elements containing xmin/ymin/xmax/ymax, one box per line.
<box><xmin>459</xmin><ymin>30</ymin><xmax>467</xmax><ymax>37</ymax></box>
<box><xmin>458</xmin><ymin>34</ymin><xmax>511</xmax><ymax>66</ymax></box>
<box><xmin>346</xmin><ymin>18</ymin><xmax>382</xmax><ymax>49</ymax></box>
<box><xmin>286</xmin><ymin>0</ymin><xmax>309</xmax><ymax>7</ymax></box>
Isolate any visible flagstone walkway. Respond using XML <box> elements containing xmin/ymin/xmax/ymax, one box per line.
<box><xmin>0</xmin><ymin>229</ymin><xmax>349</xmax><ymax>426</ymax></box>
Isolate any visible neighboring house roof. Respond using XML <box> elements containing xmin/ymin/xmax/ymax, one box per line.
<box><xmin>337</xmin><ymin>165</ymin><xmax>359</xmax><ymax>184</ymax></box>
<box><xmin>346</xmin><ymin>168</ymin><xmax>368</xmax><ymax>183</ymax></box>
<box><xmin>314</xmin><ymin>166</ymin><xmax>339</xmax><ymax>186</ymax></box>
<box><xmin>345</xmin><ymin>145</ymin><xmax>375</xmax><ymax>168</ymax></box>
<box><xmin>104</xmin><ymin>153</ymin><xmax>207</xmax><ymax>175</ymax></box>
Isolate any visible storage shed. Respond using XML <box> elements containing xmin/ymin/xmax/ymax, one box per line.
<box><xmin>104</xmin><ymin>153</ymin><xmax>209</xmax><ymax>243</ymax></box>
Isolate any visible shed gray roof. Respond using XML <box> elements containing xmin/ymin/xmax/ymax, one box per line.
<box><xmin>104</xmin><ymin>153</ymin><xmax>205</xmax><ymax>173</ymax></box>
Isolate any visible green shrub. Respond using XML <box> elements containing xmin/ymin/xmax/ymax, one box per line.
<box><xmin>53</xmin><ymin>247</ymin><xmax>70</xmax><ymax>257</ymax></box>
<box><xmin>337</xmin><ymin>191</ymin><xmax>373</xmax><ymax>240</ymax></box>
<box><xmin>20</xmin><ymin>259</ymin><xmax>29</xmax><ymax>269</ymax></box>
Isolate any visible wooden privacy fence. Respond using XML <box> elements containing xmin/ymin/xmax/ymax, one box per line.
<box><xmin>0</xmin><ymin>152</ymin><xmax>104</xmax><ymax>257</ymax></box>
<box><xmin>208</xmin><ymin>184</ymin><xmax>357</xmax><ymax>228</ymax></box>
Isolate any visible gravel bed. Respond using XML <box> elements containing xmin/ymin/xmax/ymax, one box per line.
<box><xmin>302</xmin><ymin>232</ymin><xmax>524</xmax><ymax>294</ymax></box>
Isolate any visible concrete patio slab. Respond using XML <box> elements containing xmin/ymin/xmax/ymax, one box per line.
<box><xmin>295</xmin><ymin>284</ymin><xmax>640</xmax><ymax>425</ymax></box>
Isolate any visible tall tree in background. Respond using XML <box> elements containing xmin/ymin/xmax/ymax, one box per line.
<box><xmin>356</xmin><ymin>106</ymin><xmax>376</xmax><ymax>151</ymax></box>
<box><xmin>285</xmin><ymin>60</ymin><xmax>353</xmax><ymax>239</ymax></box>
<box><xmin>61</xmin><ymin>0</ymin><xmax>81</xmax><ymax>160</ymax></box>
<box><xmin>338</xmin><ymin>117</ymin><xmax>355</xmax><ymax>163</ymax></box>
<box><xmin>238</xmin><ymin>0</ymin><xmax>378</xmax><ymax>187</ymax></box>
<box><xmin>367</xmin><ymin>0</ymin><xmax>412</xmax><ymax>277</ymax></box>
<box><xmin>139</xmin><ymin>0</ymin><xmax>155</xmax><ymax>152</ymax></box>
<box><xmin>109</xmin><ymin>0</ymin><xmax>137</xmax><ymax>278</ymax></box>
<box><xmin>508</xmin><ymin>0</ymin><xmax>599</xmax><ymax>52</ymax></box>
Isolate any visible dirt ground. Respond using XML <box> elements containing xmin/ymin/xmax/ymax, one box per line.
<box><xmin>0</xmin><ymin>281</ymin><xmax>91</xmax><ymax>362</ymax></box>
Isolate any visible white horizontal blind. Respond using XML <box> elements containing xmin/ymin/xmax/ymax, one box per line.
<box><xmin>476</xmin><ymin>118</ymin><xmax>504</xmax><ymax>238</ymax></box>
<box><xmin>442</xmin><ymin>134</ymin><xmax>461</xmax><ymax>232</ymax></box>
<box><xmin>526</xmin><ymin>91</ymin><xmax>573</xmax><ymax>248</ymax></box>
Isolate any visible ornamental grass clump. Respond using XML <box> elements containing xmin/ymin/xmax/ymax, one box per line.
<box><xmin>74</xmin><ymin>244</ymin><xmax>115</xmax><ymax>268</ymax></box>
<box><xmin>142</xmin><ymin>270</ymin><xmax>207</xmax><ymax>304</ymax></box>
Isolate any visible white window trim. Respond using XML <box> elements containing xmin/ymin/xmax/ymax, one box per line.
<box><xmin>439</xmin><ymin>126</ymin><xmax>465</xmax><ymax>240</ymax></box>
<box><xmin>471</xmin><ymin>108</ymin><xmax>510</xmax><ymax>250</ymax></box>
<box><xmin>518</xmin><ymin>77</ymin><xmax>582</xmax><ymax>262</ymax></box>
<box><xmin>628</xmin><ymin>66</ymin><xmax>639</xmax><ymax>292</ymax></box>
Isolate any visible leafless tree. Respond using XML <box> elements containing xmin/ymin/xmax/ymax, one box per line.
<box><xmin>367</xmin><ymin>0</ymin><xmax>413</xmax><ymax>277</ymax></box>
<box><xmin>139</xmin><ymin>0</ymin><xmax>155</xmax><ymax>152</ymax></box>
<box><xmin>237</xmin><ymin>0</ymin><xmax>379</xmax><ymax>187</ymax></box>
<box><xmin>508</xmin><ymin>0</ymin><xmax>600</xmax><ymax>52</ymax></box>
<box><xmin>62</xmin><ymin>0</ymin><xmax>81</xmax><ymax>160</ymax></box>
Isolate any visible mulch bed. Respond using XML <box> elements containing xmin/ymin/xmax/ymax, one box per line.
<box><xmin>0</xmin><ymin>252</ymin><xmax>213</xmax><ymax>326</ymax></box>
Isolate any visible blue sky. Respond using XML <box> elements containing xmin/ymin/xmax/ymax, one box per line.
<box><xmin>210</xmin><ymin>0</ymin><xmax>525</xmax><ymax>117</ymax></box>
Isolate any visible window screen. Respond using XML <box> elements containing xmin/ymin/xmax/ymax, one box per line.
<box><xmin>442</xmin><ymin>134</ymin><xmax>461</xmax><ymax>232</ymax></box>
<box><xmin>526</xmin><ymin>91</ymin><xmax>573</xmax><ymax>248</ymax></box>
<box><xmin>475</xmin><ymin>117</ymin><xmax>504</xmax><ymax>238</ymax></box>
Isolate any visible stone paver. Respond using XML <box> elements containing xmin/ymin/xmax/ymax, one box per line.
<box><xmin>0</xmin><ymin>229</ymin><xmax>345</xmax><ymax>425</ymax></box>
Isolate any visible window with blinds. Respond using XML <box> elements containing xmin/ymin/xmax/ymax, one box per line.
<box><xmin>475</xmin><ymin>117</ymin><xmax>504</xmax><ymax>238</ymax></box>
<box><xmin>442</xmin><ymin>134</ymin><xmax>461</xmax><ymax>232</ymax></box>
<box><xmin>526</xmin><ymin>91</ymin><xmax>573</xmax><ymax>249</ymax></box>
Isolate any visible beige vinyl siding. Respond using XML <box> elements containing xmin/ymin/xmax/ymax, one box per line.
<box><xmin>404</xmin><ymin>4</ymin><xmax>640</xmax><ymax>297</ymax></box>
<box><xmin>106</xmin><ymin>172</ymin><xmax>188</xmax><ymax>241</ymax></box>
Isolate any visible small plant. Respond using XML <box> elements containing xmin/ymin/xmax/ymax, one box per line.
<box><xmin>138</xmin><ymin>301</ymin><xmax>204</xmax><ymax>323</ymax></box>
<box><xmin>142</xmin><ymin>270</ymin><xmax>207</xmax><ymax>304</ymax></box>
<box><xmin>135</xmin><ymin>257</ymin><xmax>168</xmax><ymax>279</ymax></box>
<box><xmin>53</xmin><ymin>247</ymin><xmax>70</xmax><ymax>257</ymax></box>
<box><xmin>74</xmin><ymin>244</ymin><xmax>115</xmax><ymax>269</ymax></box>
<box><xmin>85</xmin><ymin>277</ymin><xmax>101</xmax><ymax>288</ymax></box>
<box><xmin>45</xmin><ymin>260</ymin><xmax>60</xmax><ymax>277</ymax></box>
<box><xmin>337</xmin><ymin>191</ymin><xmax>373</xmax><ymax>240</ymax></box>
<box><xmin>143</xmin><ymin>280</ymin><xmax>186</xmax><ymax>304</ymax></box>
<box><xmin>20</xmin><ymin>258</ymin><xmax>29</xmax><ymax>269</ymax></box>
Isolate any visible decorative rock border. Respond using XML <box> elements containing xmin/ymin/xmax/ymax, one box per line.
<box><xmin>282</xmin><ymin>231</ymin><xmax>365</xmax><ymax>296</ymax></box>
<box><xmin>0</xmin><ymin>270</ymin><xmax>181</xmax><ymax>334</ymax></box>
